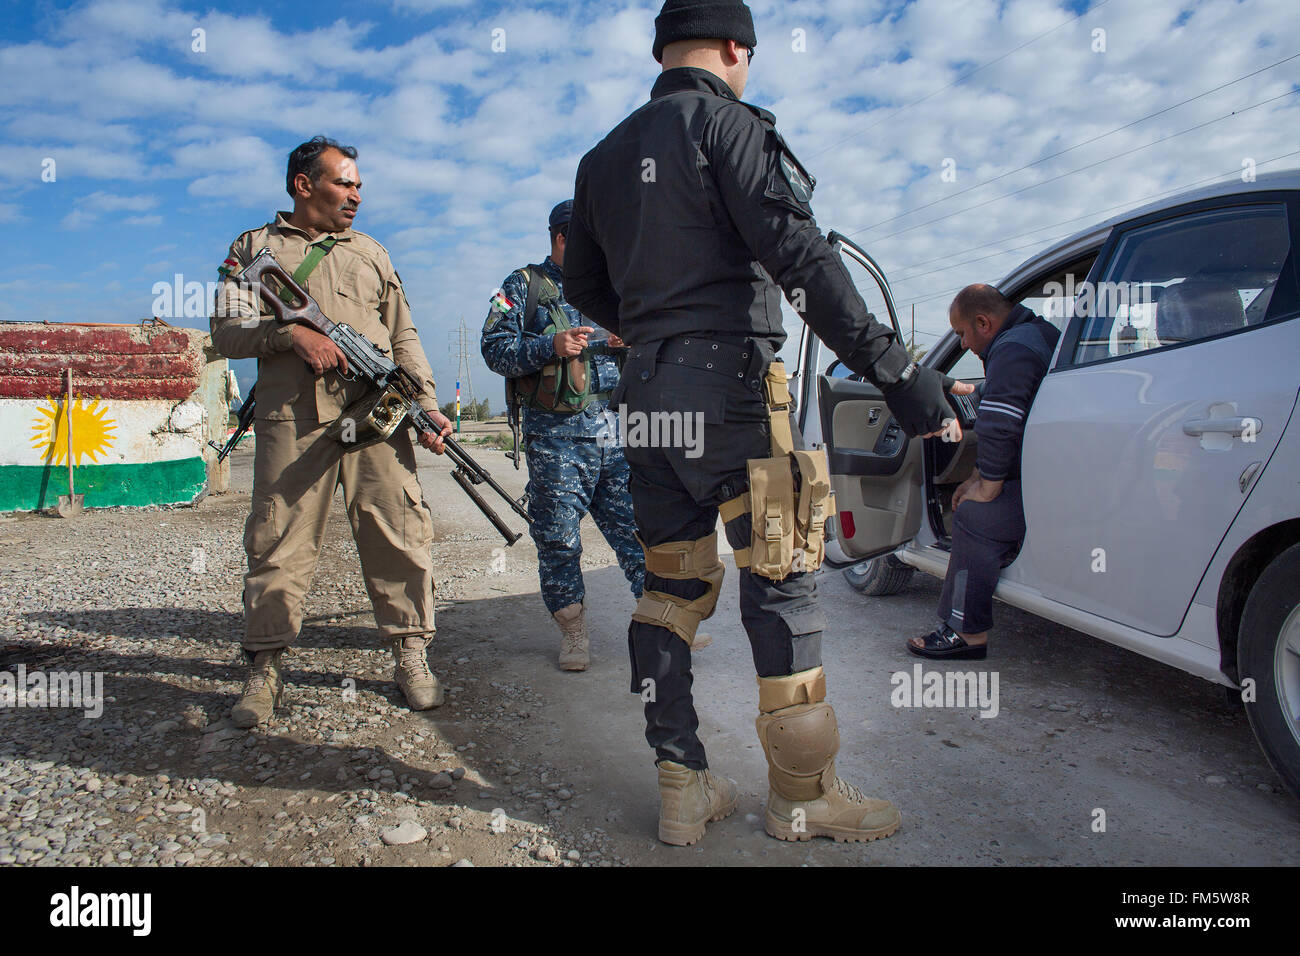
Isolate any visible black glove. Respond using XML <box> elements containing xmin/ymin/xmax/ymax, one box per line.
<box><xmin>881</xmin><ymin>364</ymin><xmax>954</xmax><ymax>438</ymax></box>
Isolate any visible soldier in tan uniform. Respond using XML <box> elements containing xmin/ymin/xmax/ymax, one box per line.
<box><xmin>210</xmin><ymin>136</ymin><xmax>455</xmax><ymax>728</ymax></box>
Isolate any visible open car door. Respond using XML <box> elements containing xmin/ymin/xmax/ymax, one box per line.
<box><xmin>796</xmin><ymin>233</ymin><xmax>925</xmax><ymax>566</ymax></box>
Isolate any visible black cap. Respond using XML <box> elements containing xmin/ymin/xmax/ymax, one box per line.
<box><xmin>549</xmin><ymin>200</ymin><xmax>573</xmax><ymax>233</ymax></box>
<box><xmin>653</xmin><ymin>0</ymin><xmax>756</xmax><ymax>63</ymax></box>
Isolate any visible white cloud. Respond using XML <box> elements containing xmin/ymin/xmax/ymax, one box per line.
<box><xmin>60</xmin><ymin>191</ymin><xmax>160</xmax><ymax>229</ymax></box>
<box><xmin>1</xmin><ymin>0</ymin><xmax>1297</xmax><ymax>380</ymax></box>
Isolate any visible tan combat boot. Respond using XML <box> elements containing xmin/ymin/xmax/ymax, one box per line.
<box><xmin>656</xmin><ymin>760</ymin><xmax>739</xmax><ymax>846</ymax></box>
<box><xmin>756</xmin><ymin>667</ymin><xmax>901</xmax><ymax>843</ymax></box>
<box><xmin>391</xmin><ymin>635</ymin><xmax>444</xmax><ymax>710</ymax></box>
<box><xmin>553</xmin><ymin>602</ymin><xmax>589</xmax><ymax>671</ymax></box>
<box><xmin>231</xmin><ymin>649</ymin><xmax>286</xmax><ymax>729</ymax></box>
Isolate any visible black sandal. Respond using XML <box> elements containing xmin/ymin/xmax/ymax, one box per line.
<box><xmin>907</xmin><ymin>624</ymin><xmax>988</xmax><ymax>660</ymax></box>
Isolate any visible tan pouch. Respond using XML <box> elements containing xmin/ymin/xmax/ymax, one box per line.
<box><xmin>791</xmin><ymin>449</ymin><xmax>834</xmax><ymax>572</ymax></box>
<box><xmin>746</xmin><ymin>456</ymin><xmax>796</xmax><ymax>579</ymax></box>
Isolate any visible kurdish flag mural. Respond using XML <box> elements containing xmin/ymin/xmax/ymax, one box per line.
<box><xmin>0</xmin><ymin>322</ymin><xmax>228</xmax><ymax>512</ymax></box>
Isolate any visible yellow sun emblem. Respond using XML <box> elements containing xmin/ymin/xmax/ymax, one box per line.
<box><xmin>30</xmin><ymin>397</ymin><xmax>118</xmax><ymax>466</ymax></box>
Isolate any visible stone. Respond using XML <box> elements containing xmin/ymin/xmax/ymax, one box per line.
<box><xmin>381</xmin><ymin>820</ymin><xmax>427</xmax><ymax>846</ymax></box>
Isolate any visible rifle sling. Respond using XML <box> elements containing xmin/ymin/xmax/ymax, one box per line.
<box><xmin>277</xmin><ymin>236</ymin><xmax>337</xmax><ymax>304</ymax></box>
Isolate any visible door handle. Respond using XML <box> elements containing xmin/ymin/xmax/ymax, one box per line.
<box><xmin>1182</xmin><ymin>417</ymin><xmax>1262</xmax><ymax>438</ymax></box>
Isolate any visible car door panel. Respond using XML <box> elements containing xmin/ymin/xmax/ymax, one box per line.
<box><xmin>1021</xmin><ymin>198</ymin><xmax>1299</xmax><ymax>641</ymax></box>
<box><xmin>1021</xmin><ymin>325</ymin><xmax>1298</xmax><ymax>635</ymax></box>
<box><xmin>818</xmin><ymin>376</ymin><xmax>908</xmax><ymax>476</ymax></box>
<box><xmin>809</xmin><ymin>233</ymin><xmax>926</xmax><ymax>564</ymax></box>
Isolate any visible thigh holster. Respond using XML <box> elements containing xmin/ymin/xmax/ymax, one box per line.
<box><xmin>755</xmin><ymin>666</ymin><xmax>839</xmax><ymax>801</ymax></box>
<box><xmin>631</xmin><ymin>531</ymin><xmax>725</xmax><ymax>647</ymax></box>
<box><xmin>719</xmin><ymin>361</ymin><xmax>835</xmax><ymax>581</ymax></box>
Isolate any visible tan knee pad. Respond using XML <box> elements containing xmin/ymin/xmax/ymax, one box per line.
<box><xmin>755</xmin><ymin>667</ymin><xmax>838</xmax><ymax>801</ymax></box>
<box><xmin>631</xmin><ymin>532</ymin><xmax>725</xmax><ymax>647</ymax></box>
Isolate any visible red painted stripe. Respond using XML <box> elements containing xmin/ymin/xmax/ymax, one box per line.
<box><xmin>0</xmin><ymin>325</ymin><xmax>203</xmax><ymax>400</ymax></box>
<box><xmin>0</xmin><ymin>352</ymin><xmax>199</xmax><ymax>378</ymax></box>
<box><xmin>0</xmin><ymin>327</ymin><xmax>194</xmax><ymax>355</ymax></box>
<box><xmin>0</xmin><ymin>378</ymin><xmax>199</xmax><ymax>401</ymax></box>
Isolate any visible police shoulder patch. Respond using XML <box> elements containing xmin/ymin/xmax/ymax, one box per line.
<box><xmin>780</xmin><ymin>152</ymin><xmax>814</xmax><ymax>204</ymax></box>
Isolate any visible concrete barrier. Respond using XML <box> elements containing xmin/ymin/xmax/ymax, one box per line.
<box><xmin>0</xmin><ymin>321</ymin><xmax>230</xmax><ymax>512</ymax></box>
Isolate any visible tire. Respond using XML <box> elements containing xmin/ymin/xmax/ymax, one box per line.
<box><xmin>1238</xmin><ymin>542</ymin><xmax>1300</xmax><ymax>800</ymax></box>
<box><xmin>842</xmin><ymin>554</ymin><xmax>915</xmax><ymax>596</ymax></box>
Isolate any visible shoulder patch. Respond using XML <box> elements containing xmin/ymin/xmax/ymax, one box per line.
<box><xmin>219</xmin><ymin>227</ymin><xmax>263</xmax><ymax>277</ymax></box>
<box><xmin>780</xmin><ymin>152</ymin><xmax>814</xmax><ymax>203</ymax></box>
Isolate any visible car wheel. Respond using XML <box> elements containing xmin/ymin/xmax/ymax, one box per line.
<box><xmin>1238</xmin><ymin>542</ymin><xmax>1300</xmax><ymax>800</ymax></box>
<box><xmin>842</xmin><ymin>554</ymin><xmax>915</xmax><ymax>596</ymax></box>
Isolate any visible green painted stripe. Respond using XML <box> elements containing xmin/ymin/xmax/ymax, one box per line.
<box><xmin>0</xmin><ymin>457</ymin><xmax>207</xmax><ymax>511</ymax></box>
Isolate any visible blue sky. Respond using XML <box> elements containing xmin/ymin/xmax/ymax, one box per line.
<box><xmin>1</xmin><ymin>0</ymin><xmax>1296</xmax><ymax>407</ymax></box>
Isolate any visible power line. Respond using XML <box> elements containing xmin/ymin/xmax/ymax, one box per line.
<box><xmin>806</xmin><ymin>0</ymin><xmax>1116</xmax><ymax>162</ymax></box>
<box><xmin>854</xmin><ymin>52</ymin><xmax>1300</xmax><ymax>235</ymax></box>
<box><xmin>859</xmin><ymin>154</ymin><xmax>1300</xmax><ymax>291</ymax></box>
<box><xmin>848</xmin><ymin>88</ymin><xmax>1299</xmax><ymax>245</ymax></box>
<box><xmin>887</xmin><ymin>232</ymin><xmax>1075</xmax><ymax>287</ymax></box>
<box><xmin>891</xmin><ymin>148</ymin><xmax>1300</xmax><ymax>311</ymax></box>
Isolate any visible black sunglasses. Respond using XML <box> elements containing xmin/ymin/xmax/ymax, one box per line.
<box><xmin>746</xmin><ymin>47</ymin><xmax>754</xmax><ymax>64</ymax></box>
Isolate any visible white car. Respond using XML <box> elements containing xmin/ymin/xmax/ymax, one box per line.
<box><xmin>796</xmin><ymin>170</ymin><xmax>1300</xmax><ymax>798</ymax></box>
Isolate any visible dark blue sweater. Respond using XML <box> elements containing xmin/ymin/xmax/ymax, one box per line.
<box><xmin>974</xmin><ymin>305</ymin><xmax>1060</xmax><ymax>482</ymax></box>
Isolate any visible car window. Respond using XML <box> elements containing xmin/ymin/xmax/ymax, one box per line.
<box><xmin>1070</xmin><ymin>204</ymin><xmax>1292</xmax><ymax>366</ymax></box>
<box><xmin>947</xmin><ymin>348</ymin><xmax>984</xmax><ymax>381</ymax></box>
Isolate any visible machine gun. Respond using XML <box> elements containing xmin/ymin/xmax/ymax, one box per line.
<box><xmin>211</xmin><ymin>247</ymin><xmax>531</xmax><ymax>545</ymax></box>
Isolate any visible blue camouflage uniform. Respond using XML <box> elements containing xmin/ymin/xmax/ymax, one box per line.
<box><xmin>481</xmin><ymin>256</ymin><xmax>645</xmax><ymax>613</ymax></box>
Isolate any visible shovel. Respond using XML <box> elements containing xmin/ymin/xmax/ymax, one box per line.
<box><xmin>57</xmin><ymin>369</ymin><xmax>84</xmax><ymax>518</ymax></box>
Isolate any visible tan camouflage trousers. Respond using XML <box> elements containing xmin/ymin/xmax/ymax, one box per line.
<box><xmin>240</xmin><ymin>418</ymin><xmax>435</xmax><ymax>652</ymax></box>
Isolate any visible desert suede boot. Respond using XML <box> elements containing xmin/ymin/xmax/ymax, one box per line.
<box><xmin>763</xmin><ymin>773</ymin><xmax>902</xmax><ymax>843</ymax></box>
<box><xmin>231</xmin><ymin>649</ymin><xmax>286</xmax><ymax>729</ymax></box>
<box><xmin>656</xmin><ymin>760</ymin><xmax>738</xmax><ymax>846</ymax></box>
<box><xmin>756</xmin><ymin>667</ymin><xmax>901</xmax><ymax>843</ymax></box>
<box><xmin>553</xmin><ymin>602</ymin><xmax>589</xmax><ymax>671</ymax></box>
<box><xmin>392</xmin><ymin>635</ymin><xmax>444</xmax><ymax>710</ymax></box>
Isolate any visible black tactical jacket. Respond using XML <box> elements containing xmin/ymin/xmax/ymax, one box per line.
<box><xmin>565</xmin><ymin>67</ymin><xmax>910</xmax><ymax>386</ymax></box>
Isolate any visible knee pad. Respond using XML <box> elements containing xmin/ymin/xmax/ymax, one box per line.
<box><xmin>755</xmin><ymin>667</ymin><xmax>838</xmax><ymax>800</ymax></box>
<box><xmin>631</xmin><ymin>532</ymin><xmax>725</xmax><ymax>647</ymax></box>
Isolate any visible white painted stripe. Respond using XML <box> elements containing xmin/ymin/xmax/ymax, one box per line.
<box><xmin>979</xmin><ymin>404</ymin><xmax>1024</xmax><ymax>420</ymax></box>
<box><xmin>0</xmin><ymin>398</ymin><xmax>208</xmax><ymax>468</ymax></box>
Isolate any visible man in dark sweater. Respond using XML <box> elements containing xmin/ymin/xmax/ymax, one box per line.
<box><xmin>908</xmin><ymin>284</ymin><xmax>1061</xmax><ymax>659</ymax></box>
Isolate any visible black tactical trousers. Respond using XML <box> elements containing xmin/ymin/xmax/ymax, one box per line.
<box><xmin>617</xmin><ymin>340</ymin><xmax>826</xmax><ymax>770</ymax></box>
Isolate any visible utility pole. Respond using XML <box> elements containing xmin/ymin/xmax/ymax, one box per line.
<box><xmin>452</xmin><ymin>317</ymin><xmax>477</xmax><ymax>432</ymax></box>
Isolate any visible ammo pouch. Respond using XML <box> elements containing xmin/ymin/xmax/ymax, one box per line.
<box><xmin>719</xmin><ymin>360</ymin><xmax>834</xmax><ymax>580</ymax></box>
<box><xmin>508</xmin><ymin>265</ymin><xmax>610</xmax><ymax>415</ymax></box>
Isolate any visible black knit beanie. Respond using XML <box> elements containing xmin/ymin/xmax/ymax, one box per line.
<box><xmin>653</xmin><ymin>0</ymin><xmax>757</xmax><ymax>63</ymax></box>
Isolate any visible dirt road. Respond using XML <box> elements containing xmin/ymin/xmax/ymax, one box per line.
<box><xmin>1</xmin><ymin>439</ymin><xmax>1296</xmax><ymax>867</ymax></box>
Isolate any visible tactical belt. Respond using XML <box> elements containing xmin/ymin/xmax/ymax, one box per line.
<box><xmin>655</xmin><ymin>335</ymin><xmax>759</xmax><ymax>382</ymax></box>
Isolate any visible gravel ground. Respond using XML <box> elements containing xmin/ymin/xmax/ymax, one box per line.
<box><xmin>0</xmin><ymin>440</ymin><xmax>612</xmax><ymax>868</ymax></box>
<box><xmin>3</xmin><ymin>437</ymin><xmax>1298</xmax><ymax>868</ymax></box>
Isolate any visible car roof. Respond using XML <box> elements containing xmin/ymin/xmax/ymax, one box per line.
<box><xmin>997</xmin><ymin>168</ymin><xmax>1300</xmax><ymax>288</ymax></box>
